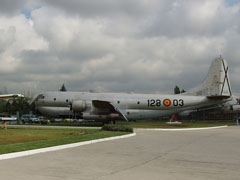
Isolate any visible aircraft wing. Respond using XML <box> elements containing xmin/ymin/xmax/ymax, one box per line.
<box><xmin>92</xmin><ymin>100</ymin><xmax>128</xmax><ymax>121</ymax></box>
<box><xmin>0</xmin><ymin>117</ymin><xmax>17</xmax><ymax>121</ymax></box>
<box><xmin>0</xmin><ymin>94</ymin><xmax>24</xmax><ymax>99</ymax></box>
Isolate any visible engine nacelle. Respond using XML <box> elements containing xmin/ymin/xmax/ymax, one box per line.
<box><xmin>72</xmin><ymin>100</ymin><xmax>87</xmax><ymax>112</ymax></box>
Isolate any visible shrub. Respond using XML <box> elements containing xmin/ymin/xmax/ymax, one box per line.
<box><xmin>102</xmin><ymin>124</ymin><xmax>133</xmax><ymax>132</ymax></box>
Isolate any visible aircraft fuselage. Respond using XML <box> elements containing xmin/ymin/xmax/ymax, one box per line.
<box><xmin>34</xmin><ymin>91</ymin><xmax>228</xmax><ymax>120</ymax></box>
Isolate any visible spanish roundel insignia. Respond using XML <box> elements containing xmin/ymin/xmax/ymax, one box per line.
<box><xmin>163</xmin><ymin>99</ymin><xmax>171</xmax><ymax>107</ymax></box>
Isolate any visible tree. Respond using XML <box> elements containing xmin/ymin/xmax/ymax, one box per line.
<box><xmin>174</xmin><ymin>86</ymin><xmax>181</xmax><ymax>94</ymax></box>
<box><xmin>0</xmin><ymin>99</ymin><xmax>7</xmax><ymax>112</ymax></box>
<box><xmin>181</xmin><ymin>89</ymin><xmax>186</xmax><ymax>93</ymax></box>
<box><xmin>4</xmin><ymin>97</ymin><xmax>31</xmax><ymax>115</ymax></box>
<box><xmin>59</xmin><ymin>84</ymin><xmax>67</xmax><ymax>91</ymax></box>
<box><xmin>174</xmin><ymin>86</ymin><xmax>186</xmax><ymax>94</ymax></box>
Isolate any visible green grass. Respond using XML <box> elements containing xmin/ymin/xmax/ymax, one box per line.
<box><xmin>116</xmin><ymin>120</ymin><xmax>235</xmax><ymax>129</ymax></box>
<box><xmin>0</xmin><ymin>127</ymin><xmax>129</xmax><ymax>155</ymax></box>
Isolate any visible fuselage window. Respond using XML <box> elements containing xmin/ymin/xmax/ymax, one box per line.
<box><xmin>54</xmin><ymin>98</ymin><xmax>56</xmax><ymax>101</ymax></box>
<box><xmin>117</xmin><ymin>101</ymin><xmax>120</xmax><ymax>104</ymax></box>
<box><xmin>66</xmin><ymin>99</ymin><xmax>69</xmax><ymax>102</ymax></box>
<box><xmin>137</xmin><ymin>101</ymin><xmax>140</xmax><ymax>104</ymax></box>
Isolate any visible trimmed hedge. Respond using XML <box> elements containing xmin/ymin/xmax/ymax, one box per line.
<box><xmin>102</xmin><ymin>124</ymin><xmax>133</xmax><ymax>132</ymax></box>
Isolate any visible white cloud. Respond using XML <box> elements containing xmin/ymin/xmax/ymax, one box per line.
<box><xmin>0</xmin><ymin>15</ymin><xmax>47</xmax><ymax>73</ymax></box>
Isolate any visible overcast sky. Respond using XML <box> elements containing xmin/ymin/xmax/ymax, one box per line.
<box><xmin>0</xmin><ymin>0</ymin><xmax>240</xmax><ymax>96</ymax></box>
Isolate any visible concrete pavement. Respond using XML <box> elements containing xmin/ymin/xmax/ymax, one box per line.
<box><xmin>0</xmin><ymin>126</ymin><xmax>239</xmax><ymax>180</ymax></box>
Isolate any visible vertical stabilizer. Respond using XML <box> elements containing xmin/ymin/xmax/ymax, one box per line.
<box><xmin>186</xmin><ymin>57</ymin><xmax>232</xmax><ymax>97</ymax></box>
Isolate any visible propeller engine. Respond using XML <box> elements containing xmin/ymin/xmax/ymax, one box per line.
<box><xmin>71</xmin><ymin>100</ymin><xmax>87</xmax><ymax>113</ymax></box>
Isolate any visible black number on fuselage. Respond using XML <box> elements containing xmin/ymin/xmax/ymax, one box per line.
<box><xmin>150</xmin><ymin>99</ymin><xmax>155</xmax><ymax>106</ymax></box>
<box><xmin>173</xmin><ymin>99</ymin><xmax>178</xmax><ymax>106</ymax></box>
<box><xmin>179</xmin><ymin>99</ymin><xmax>184</xmax><ymax>106</ymax></box>
<box><xmin>148</xmin><ymin>99</ymin><xmax>161</xmax><ymax>107</ymax></box>
<box><xmin>148</xmin><ymin>99</ymin><xmax>183</xmax><ymax>107</ymax></box>
<box><xmin>156</xmin><ymin>99</ymin><xmax>161</xmax><ymax>106</ymax></box>
<box><xmin>173</xmin><ymin>99</ymin><xmax>184</xmax><ymax>107</ymax></box>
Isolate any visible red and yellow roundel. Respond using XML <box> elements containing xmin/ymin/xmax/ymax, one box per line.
<box><xmin>163</xmin><ymin>99</ymin><xmax>171</xmax><ymax>107</ymax></box>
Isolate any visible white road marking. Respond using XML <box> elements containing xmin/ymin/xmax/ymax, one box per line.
<box><xmin>135</xmin><ymin>125</ymin><xmax>228</xmax><ymax>131</ymax></box>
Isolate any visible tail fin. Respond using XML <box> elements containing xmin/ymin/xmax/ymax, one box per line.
<box><xmin>186</xmin><ymin>57</ymin><xmax>232</xmax><ymax>98</ymax></box>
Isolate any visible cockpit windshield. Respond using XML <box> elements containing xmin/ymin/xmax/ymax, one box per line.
<box><xmin>36</xmin><ymin>94</ymin><xmax>45</xmax><ymax>101</ymax></box>
<box><xmin>30</xmin><ymin>94</ymin><xmax>46</xmax><ymax>105</ymax></box>
<box><xmin>31</xmin><ymin>94</ymin><xmax>45</xmax><ymax>104</ymax></box>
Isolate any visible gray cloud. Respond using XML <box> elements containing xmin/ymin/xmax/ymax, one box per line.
<box><xmin>143</xmin><ymin>1</ymin><xmax>239</xmax><ymax>37</ymax></box>
<box><xmin>1</xmin><ymin>0</ymin><xmax>240</xmax><ymax>96</ymax></box>
<box><xmin>0</xmin><ymin>0</ymin><xmax>34</xmax><ymax>16</ymax></box>
<box><xmin>0</xmin><ymin>26</ymin><xmax>16</xmax><ymax>54</ymax></box>
<box><xmin>40</xmin><ymin>0</ymin><xmax>151</xmax><ymax>18</ymax></box>
<box><xmin>0</xmin><ymin>0</ymin><xmax>24</xmax><ymax>15</ymax></box>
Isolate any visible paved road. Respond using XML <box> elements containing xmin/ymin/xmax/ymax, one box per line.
<box><xmin>0</xmin><ymin>127</ymin><xmax>240</xmax><ymax>180</ymax></box>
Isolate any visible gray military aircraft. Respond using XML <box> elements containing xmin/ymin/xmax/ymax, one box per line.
<box><xmin>33</xmin><ymin>57</ymin><xmax>232</xmax><ymax>123</ymax></box>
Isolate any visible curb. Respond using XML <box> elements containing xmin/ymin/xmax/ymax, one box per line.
<box><xmin>0</xmin><ymin>132</ymin><xmax>136</xmax><ymax>161</ymax></box>
<box><xmin>135</xmin><ymin>125</ymin><xmax>228</xmax><ymax>131</ymax></box>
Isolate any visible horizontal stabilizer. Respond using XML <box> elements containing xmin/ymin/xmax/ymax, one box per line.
<box><xmin>207</xmin><ymin>95</ymin><xmax>231</xmax><ymax>99</ymax></box>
